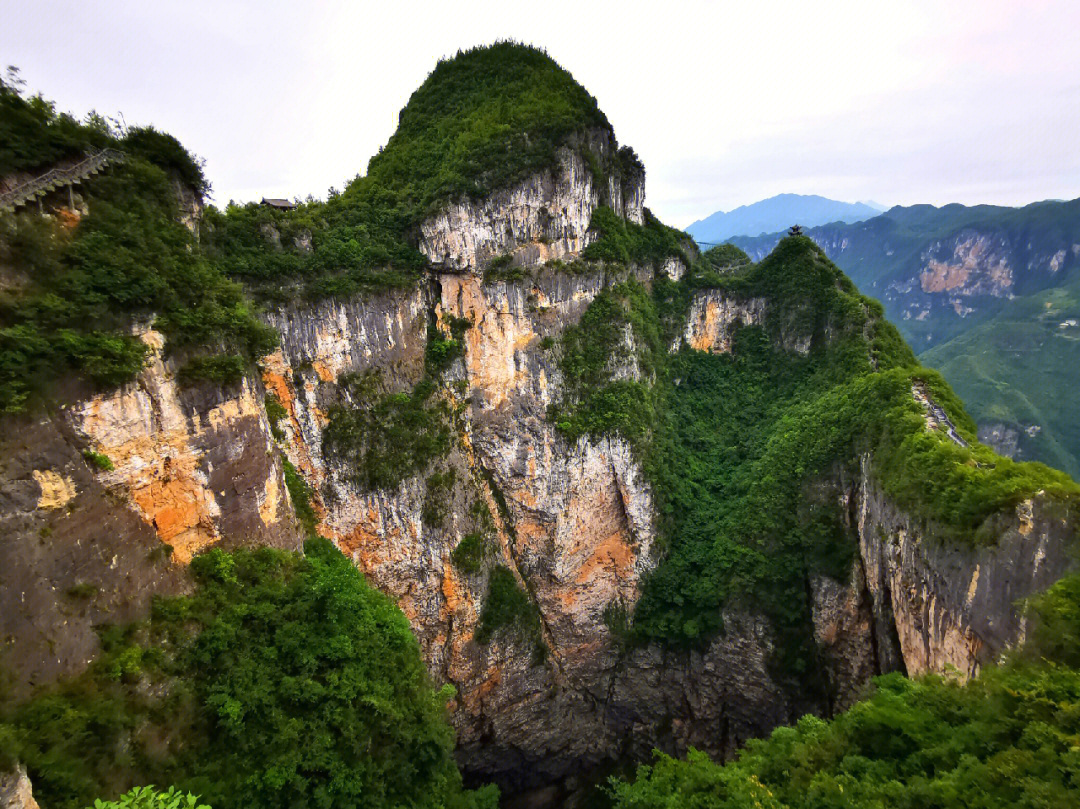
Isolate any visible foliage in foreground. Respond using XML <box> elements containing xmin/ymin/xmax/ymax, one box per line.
<box><xmin>610</xmin><ymin>574</ymin><xmax>1080</xmax><ymax>809</ymax></box>
<box><xmin>0</xmin><ymin>539</ymin><xmax>497</xmax><ymax>809</ymax></box>
<box><xmin>90</xmin><ymin>785</ymin><xmax>209</xmax><ymax>809</ymax></box>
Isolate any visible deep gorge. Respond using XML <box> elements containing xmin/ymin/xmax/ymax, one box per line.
<box><xmin>2</xmin><ymin>42</ymin><xmax>1078</xmax><ymax>809</ymax></box>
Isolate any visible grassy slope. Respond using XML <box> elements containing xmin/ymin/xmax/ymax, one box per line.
<box><xmin>921</xmin><ymin>277</ymin><xmax>1080</xmax><ymax>479</ymax></box>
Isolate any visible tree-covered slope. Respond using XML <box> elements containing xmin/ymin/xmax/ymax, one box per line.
<box><xmin>728</xmin><ymin>199</ymin><xmax>1080</xmax><ymax>477</ymax></box>
<box><xmin>202</xmin><ymin>41</ymin><xmax>638</xmax><ymax>301</ymax></box>
<box><xmin>0</xmin><ymin>539</ymin><xmax>497</xmax><ymax>809</ymax></box>
<box><xmin>549</xmin><ymin>229</ymin><xmax>1079</xmax><ymax>693</ymax></box>
<box><xmin>610</xmin><ymin>574</ymin><xmax>1080</xmax><ymax>809</ymax></box>
<box><xmin>0</xmin><ymin>76</ymin><xmax>273</xmax><ymax>412</ymax></box>
<box><xmin>730</xmin><ymin>199</ymin><xmax>1080</xmax><ymax>348</ymax></box>
<box><xmin>1</xmin><ymin>43</ymin><xmax>635</xmax><ymax>410</ymax></box>
<box><xmin>921</xmin><ymin>276</ymin><xmax>1080</xmax><ymax>479</ymax></box>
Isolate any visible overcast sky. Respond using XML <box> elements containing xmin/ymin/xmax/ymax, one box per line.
<box><xmin>4</xmin><ymin>0</ymin><xmax>1078</xmax><ymax>227</ymax></box>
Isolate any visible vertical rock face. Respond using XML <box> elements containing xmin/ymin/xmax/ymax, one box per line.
<box><xmin>264</xmin><ymin>266</ymin><xmax>668</xmax><ymax>790</ymax></box>
<box><xmin>0</xmin><ymin>326</ymin><xmax>301</xmax><ymax>692</ymax></box>
<box><xmin>675</xmin><ymin>291</ymin><xmax>768</xmax><ymax>353</ymax></box>
<box><xmin>856</xmin><ymin>458</ymin><xmax>1074</xmax><ymax>677</ymax></box>
<box><xmin>0</xmin><ymin>766</ymin><xmax>39</xmax><ymax>809</ymax></box>
<box><xmin>71</xmin><ymin>328</ymin><xmax>300</xmax><ymax>563</ymax></box>
<box><xmin>419</xmin><ymin>133</ymin><xmax>644</xmax><ymax>274</ymax></box>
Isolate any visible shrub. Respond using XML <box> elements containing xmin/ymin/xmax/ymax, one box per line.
<box><xmin>322</xmin><ymin>374</ymin><xmax>452</xmax><ymax>491</ymax></box>
<box><xmin>451</xmin><ymin>533</ymin><xmax>487</xmax><ymax>574</ymax></box>
<box><xmin>90</xmin><ymin>785</ymin><xmax>209</xmax><ymax>809</ymax></box>
<box><xmin>177</xmin><ymin>355</ymin><xmax>246</xmax><ymax>387</ymax></box>
<box><xmin>281</xmin><ymin>459</ymin><xmax>317</xmax><ymax>536</ymax></box>
<box><xmin>423</xmin><ymin>470</ymin><xmax>456</xmax><ymax>527</ymax></box>
<box><xmin>263</xmin><ymin>393</ymin><xmax>287</xmax><ymax>440</ymax></box>
<box><xmin>476</xmin><ymin>565</ymin><xmax>540</xmax><ymax>644</ymax></box>
<box><xmin>82</xmin><ymin>449</ymin><xmax>115</xmax><ymax>471</ymax></box>
<box><xmin>122</xmin><ymin>127</ymin><xmax>208</xmax><ymax>194</ymax></box>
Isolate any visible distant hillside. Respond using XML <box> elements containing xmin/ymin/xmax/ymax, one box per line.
<box><xmin>730</xmin><ymin>199</ymin><xmax>1080</xmax><ymax>475</ymax></box>
<box><xmin>686</xmin><ymin>193</ymin><xmax>881</xmax><ymax>243</ymax></box>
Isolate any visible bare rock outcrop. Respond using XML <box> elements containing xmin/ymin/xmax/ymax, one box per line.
<box><xmin>419</xmin><ymin>132</ymin><xmax>644</xmax><ymax>273</ymax></box>
<box><xmin>0</xmin><ymin>766</ymin><xmax>39</xmax><ymax>809</ymax></box>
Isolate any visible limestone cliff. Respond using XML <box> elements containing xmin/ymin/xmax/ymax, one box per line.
<box><xmin>420</xmin><ymin>132</ymin><xmax>643</xmax><ymax>274</ymax></box>
<box><xmin>2</xmin><ymin>127</ymin><xmax>1076</xmax><ymax>805</ymax></box>
<box><xmin>0</xmin><ymin>326</ymin><xmax>301</xmax><ymax>693</ymax></box>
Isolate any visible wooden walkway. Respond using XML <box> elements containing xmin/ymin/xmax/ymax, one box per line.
<box><xmin>0</xmin><ymin>149</ymin><xmax>126</xmax><ymax>214</ymax></box>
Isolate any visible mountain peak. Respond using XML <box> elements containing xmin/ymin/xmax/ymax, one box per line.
<box><xmin>687</xmin><ymin>194</ymin><xmax>881</xmax><ymax>243</ymax></box>
<box><xmin>363</xmin><ymin>41</ymin><xmax>613</xmax><ymax>208</ymax></box>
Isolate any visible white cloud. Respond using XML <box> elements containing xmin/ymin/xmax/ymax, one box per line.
<box><xmin>3</xmin><ymin>0</ymin><xmax>1077</xmax><ymax>227</ymax></box>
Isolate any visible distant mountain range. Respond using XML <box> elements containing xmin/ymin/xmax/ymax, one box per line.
<box><xmin>685</xmin><ymin>194</ymin><xmax>884</xmax><ymax>243</ymax></box>
<box><xmin>727</xmin><ymin>199</ymin><xmax>1080</xmax><ymax>477</ymax></box>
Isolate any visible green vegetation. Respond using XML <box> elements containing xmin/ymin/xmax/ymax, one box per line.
<box><xmin>426</xmin><ymin>315</ymin><xmax>471</xmax><ymax>376</ymax></box>
<box><xmin>90</xmin><ymin>786</ymin><xmax>209</xmax><ymax>809</ymax></box>
<box><xmin>65</xmin><ymin>582</ymin><xmax>99</xmax><ymax>600</ymax></box>
<box><xmin>476</xmin><ymin>565</ymin><xmax>541</xmax><ymax>649</ymax></box>
<box><xmin>0</xmin><ymin>76</ymin><xmax>276</xmax><ymax>413</ymax></box>
<box><xmin>552</xmin><ymin>236</ymin><xmax>1080</xmax><ymax>688</ymax></box>
<box><xmin>1</xmin><ymin>539</ymin><xmax>497</xmax><ymax>809</ymax></box>
<box><xmin>583</xmin><ymin>207</ymin><xmax>689</xmax><ymax>268</ymax></box>
<box><xmin>702</xmin><ymin>243</ymin><xmax>751</xmax><ymax>271</ymax></box>
<box><xmin>262</xmin><ymin>393</ymin><xmax>288</xmax><ymax>441</ymax></box>
<box><xmin>82</xmin><ymin>450</ymin><xmax>115</xmax><ymax>472</ymax></box>
<box><xmin>610</xmin><ymin>574</ymin><xmax>1080</xmax><ymax>809</ymax></box>
<box><xmin>176</xmin><ymin>355</ymin><xmax>247</xmax><ymax>387</ymax></box>
<box><xmin>450</xmin><ymin>533</ymin><xmax>488</xmax><ymax>574</ymax></box>
<box><xmin>0</xmin><ymin>68</ymin><xmax>113</xmax><ymax>176</ymax></box>
<box><xmin>203</xmin><ymin>42</ymin><xmax>624</xmax><ymax>302</ymax></box>
<box><xmin>921</xmin><ymin>276</ymin><xmax>1080</xmax><ymax>479</ymax></box>
<box><xmin>549</xmin><ymin>279</ymin><xmax>659</xmax><ymax>447</ymax></box>
<box><xmin>322</xmin><ymin>373</ymin><xmax>452</xmax><ymax>491</ymax></box>
<box><xmin>452</xmin><ymin>499</ymin><xmax>495</xmax><ymax>573</ymax></box>
<box><xmin>731</xmin><ymin>199</ymin><xmax>1080</xmax><ymax>476</ymax></box>
<box><xmin>483</xmin><ymin>253</ymin><xmax>528</xmax><ymax>282</ymax></box>
<box><xmin>423</xmin><ymin>469</ymin><xmax>456</xmax><ymax>527</ymax></box>
<box><xmin>280</xmin><ymin>458</ymin><xmax>317</xmax><ymax>536</ymax></box>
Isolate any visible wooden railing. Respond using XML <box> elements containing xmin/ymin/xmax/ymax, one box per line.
<box><xmin>0</xmin><ymin>149</ymin><xmax>126</xmax><ymax>214</ymax></box>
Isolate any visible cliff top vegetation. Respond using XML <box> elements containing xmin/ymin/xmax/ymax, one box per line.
<box><xmin>0</xmin><ymin>74</ymin><xmax>272</xmax><ymax>413</ymax></box>
<box><xmin>205</xmin><ymin>41</ymin><xmax>639</xmax><ymax>301</ymax></box>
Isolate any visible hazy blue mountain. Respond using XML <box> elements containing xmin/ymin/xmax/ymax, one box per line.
<box><xmin>685</xmin><ymin>193</ymin><xmax>883</xmax><ymax>243</ymax></box>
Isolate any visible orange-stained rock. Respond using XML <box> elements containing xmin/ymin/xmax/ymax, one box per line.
<box><xmin>71</xmin><ymin>328</ymin><xmax>299</xmax><ymax>563</ymax></box>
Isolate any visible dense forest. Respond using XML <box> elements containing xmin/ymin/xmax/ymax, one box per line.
<box><xmin>610</xmin><ymin>573</ymin><xmax>1080</xmax><ymax>809</ymax></box>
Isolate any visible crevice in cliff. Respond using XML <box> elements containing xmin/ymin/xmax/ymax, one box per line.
<box><xmin>801</xmin><ymin>567</ymin><xmax>835</xmax><ymax>720</ymax></box>
<box><xmin>460</xmin><ymin>430</ymin><xmax>566</xmax><ymax>683</ymax></box>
